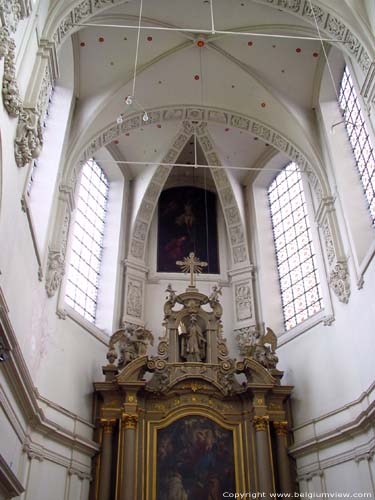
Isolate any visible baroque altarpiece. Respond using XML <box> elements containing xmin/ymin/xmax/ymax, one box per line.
<box><xmin>92</xmin><ymin>260</ymin><xmax>295</xmax><ymax>500</ymax></box>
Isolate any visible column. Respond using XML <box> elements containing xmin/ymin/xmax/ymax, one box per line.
<box><xmin>98</xmin><ymin>419</ymin><xmax>116</xmax><ymax>500</ymax></box>
<box><xmin>120</xmin><ymin>413</ymin><xmax>138</xmax><ymax>500</ymax></box>
<box><xmin>253</xmin><ymin>416</ymin><xmax>274</xmax><ymax>497</ymax></box>
<box><xmin>274</xmin><ymin>421</ymin><xmax>294</xmax><ymax>493</ymax></box>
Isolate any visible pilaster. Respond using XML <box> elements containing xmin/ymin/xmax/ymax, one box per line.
<box><xmin>316</xmin><ymin>196</ymin><xmax>351</xmax><ymax>303</ymax></box>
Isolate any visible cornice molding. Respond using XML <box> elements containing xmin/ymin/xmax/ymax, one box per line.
<box><xmin>290</xmin><ymin>392</ymin><xmax>375</xmax><ymax>457</ymax></box>
<box><xmin>297</xmin><ymin>437</ymin><xmax>375</xmax><ymax>481</ymax></box>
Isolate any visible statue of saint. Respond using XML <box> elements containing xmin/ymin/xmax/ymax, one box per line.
<box><xmin>180</xmin><ymin>314</ymin><xmax>206</xmax><ymax>362</ymax></box>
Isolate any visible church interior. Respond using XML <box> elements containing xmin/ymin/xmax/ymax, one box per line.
<box><xmin>0</xmin><ymin>1</ymin><xmax>375</xmax><ymax>499</ymax></box>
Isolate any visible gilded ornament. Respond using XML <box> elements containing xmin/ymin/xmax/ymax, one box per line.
<box><xmin>252</xmin><ymin>415</ymin><xmax>269</xmax><ymax>432</ymax></box>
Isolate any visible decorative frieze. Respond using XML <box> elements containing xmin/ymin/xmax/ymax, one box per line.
<box><xmin>81</xmin><ymin>105</ymin><xmax>325</xmax><ymax>206</ymax></box>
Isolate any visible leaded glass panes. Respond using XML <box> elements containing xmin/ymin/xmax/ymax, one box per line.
<box><xmin>65</xmin><ymin>159</ymin><xmax>109</xmax><ymax>323</ymax></box>
<box><xmin>339</xmin><ymin>66</ymin><xmax>375</xmax><ymax>224</ymax></box>
<box><xmin>268</xmin><ymin>162</ymin><xmax>323</xmax><ymax>331</ymax></box>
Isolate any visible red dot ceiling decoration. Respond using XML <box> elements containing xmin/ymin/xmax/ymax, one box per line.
<box><xmin>247</xmin><ymin>41</ymin><xmax>253</xmax><ymax>46</ymax></box>
<box><xmin>98</xmin><ymin>36</ymin><xmax>105</xmax><ymax>42</ymax></box>
<box><xmin>261</xmin><ymin>102</ymin><xmax>266</xmax><ymax>108</ymax></box>
<box><xmin>80</xmin><ymin>42</ymin><xmax>85</xmax><ymax>47</ymax></box>
<box><xmin>313</xmin><ymin>52</ymin><xmax>319</xmax><ymax>58</ymax></box>
<box><xmin>296</xmin><ymin>47</ymin><xmax>301</xmax><ymax>53</ymax></box>
<box><xmin>197</xmin><ymin>40</ymin><xmax>205</xmax><ymax>48</ymax></box>
<box><xmin>194</xmin><ymin>74</ymin><xmax>200</xmax><ymax>80</ymax></box>
<box><xmin>147</xmin><ymin>36</ymin><xmax>153</xmax><ymax>42</ymax></box>
<box><xmin>225</xmin><ymin>128</ymin><xmax>230</xmax><ymax>132</ymax></box>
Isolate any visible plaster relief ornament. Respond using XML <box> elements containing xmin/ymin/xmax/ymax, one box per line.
<box><xmin>329</xmin><ymin>261</ymin><xmax>351</xmax><ymax>304</ymax></box>
<box><xmin>45</xmin><ymin>251</ymin><xmax>65</xmax><ymax>298</ymax></box>
<box><xmin>2</xmin><ymin>36</ymin><xmax>22</xmax><ymax>116</ymax></box>
<box><xmin>126</xmin><ymin>279</ymin><xmax>142</xmax><ymax>318</ymax></box>
<box><xmin>0</xmin><ymin>0</ymin><xmax>22</xmax><ymax>35</ymax></box>
<box><xmin>15</xmin><ymin>108</ymin><xmax>43</xmax><ymax>167</ymax></box>
<box><xmin>235</xmin><ymin>283</ymin><xmax>252</xmax><ymax>321</ymax></box>
<box><xmin>0</xmin><ymin>26</ymin><xmax>9</xmax><ymax>59</ymax></box>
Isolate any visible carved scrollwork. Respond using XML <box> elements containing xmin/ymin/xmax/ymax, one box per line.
<box><xmin>329</xmin><ymin>261</ymin><xmax>351</xmax><ymax>304</ymax></box>
<box><xmin>14</xmin><ymin>108</ymin><xmax>43</xmax><ymax>167</ymax></box>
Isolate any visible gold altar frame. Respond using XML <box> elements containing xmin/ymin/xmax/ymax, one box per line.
<box><xmin>145</xmin><ymin>406</ymin><xmax>246</xmax><ymax>500</ymax></box>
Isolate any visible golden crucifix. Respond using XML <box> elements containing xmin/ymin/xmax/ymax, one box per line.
<box><xmin>176</xmin><ymin>252</ymin><xmax>208</xmax><ymax>287</ymax></box>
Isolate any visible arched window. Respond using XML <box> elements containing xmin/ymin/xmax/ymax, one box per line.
<box><xmin>339</xmin><ymin>66</ymin><xmax>375</xmax><ymax>225</ymax></box>
<box><xmin>65</xmin><ymin>159</ymin><xmax>109</xmax><ymax>323</ymax></box>
<box><xmin>268</xmin><ymin>162</ymin><xmax>324</xmax><ymax>331</ymax></box>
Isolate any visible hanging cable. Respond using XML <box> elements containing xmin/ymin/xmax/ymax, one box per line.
<box><xmin>132</xmin><ymin>0</ymin><xmax>144</xmax><ymax>99</ymax></box>
<box><xmin>209</xmin><ymin>0</ymin><xmax>216</xmax><ymax>34</ymax></box>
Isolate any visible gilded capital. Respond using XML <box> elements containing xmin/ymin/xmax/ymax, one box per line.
<box><xmin>252</xmin><ymin>415</ymin><xmax>269</xmax><ymax>432</ymax></box>
<box><xmin>100</xmin><ymin>418</ymin><xmax>116</xmax><ymax>434</ymax></box>
<box><xmin>274</xmin><ymin>421</ymin><xmax>289</xmax><ymax>437</ymax></box>
<box><xmin>122</xmin><ymin>413</ymin><xmax>138</xmax><ymax>430</ymax></box>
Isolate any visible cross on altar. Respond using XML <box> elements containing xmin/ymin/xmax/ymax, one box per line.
<box><xmin>176</xmin><ymin>252</ymin><xmax>208</xmax><ymax>288</ymax></box>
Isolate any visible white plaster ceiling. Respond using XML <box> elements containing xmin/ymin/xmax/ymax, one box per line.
<box><xmin>68</xmin><ymin>0</ymin><xmax>331</xmax><ymax>183</ymax></box>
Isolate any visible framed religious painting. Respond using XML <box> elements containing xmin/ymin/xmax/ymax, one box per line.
<box><xmin>146</xmin><ymin>411</ymin><xmax>245</xmax><ymax>500</ymax></box>
<box><xmin>157</xmin><ymin>186</ymin><xmax>220</xmax><ymax>274</ymax></box>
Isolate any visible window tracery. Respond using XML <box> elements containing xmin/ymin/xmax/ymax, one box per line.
<box><xmin>339</xmin><ymin>66</ymin><xmax>375</xmax><ymax>225</ymax></box>
<box><xmin>65</xmin><ymin>159</ymin><xmax>109</xmax><ymax>323</ymax></box>
<box><xmin>268</xmin><ymin>162</ymin><xmax>324</xmax><ymax>330</ymax></box>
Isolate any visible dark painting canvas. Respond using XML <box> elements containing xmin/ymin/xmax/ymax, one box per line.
<box><xmin>156</xmin><ymin>416</ymin><xmax>235</xmax><ymax>500</ymax></box>
<box><xmin>157</xmin><ymin>187</ymin><xmax>219</xmax><ymax>273</ymax></box>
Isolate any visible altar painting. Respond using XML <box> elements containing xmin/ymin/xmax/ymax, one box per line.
<box><xmin>157</xmin><ymin>187</ymin><xmax>219</xmax><ymax>274</ymax></box>
<box><xmin>156</xmin><ymin>416</ymin><xmax>235</xmax><ymax>500</ymax></box>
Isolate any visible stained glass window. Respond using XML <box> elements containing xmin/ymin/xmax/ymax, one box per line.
<box><xmin>268</xmin><ymin>162</ymin><xmax>323</xmax><ymax>331</ymax></box>
<box><xmin>65</xmin><ymin>159</ymin><xmax>109</xmax><ymax>323</ymax></box>
<box><xmin>339</xmin><ymin>66</ymin><xmax>375</xmax><ymax>224</ymax></box>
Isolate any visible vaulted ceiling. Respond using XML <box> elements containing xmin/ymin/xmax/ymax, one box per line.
<box><xmin>50</xmin><ymin>0</ymin><xmax>374</xmax><ymax>183</ymax></box>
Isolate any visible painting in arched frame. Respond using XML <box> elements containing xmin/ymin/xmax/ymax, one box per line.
<box><xmin>157</xmin><ymin>187</ymin><xmax>219</xmax><ymax>274</ymax></box>
<box><xmin>156</xmin><ymin>415</ymin><xmax>235</xmax><ymax>500</ymax></box>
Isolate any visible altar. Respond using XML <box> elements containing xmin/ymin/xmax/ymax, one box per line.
<box><xmin>92</xmin><ymin>254</ymin><xmax>295</xmax><ymax>500</ymax></box>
